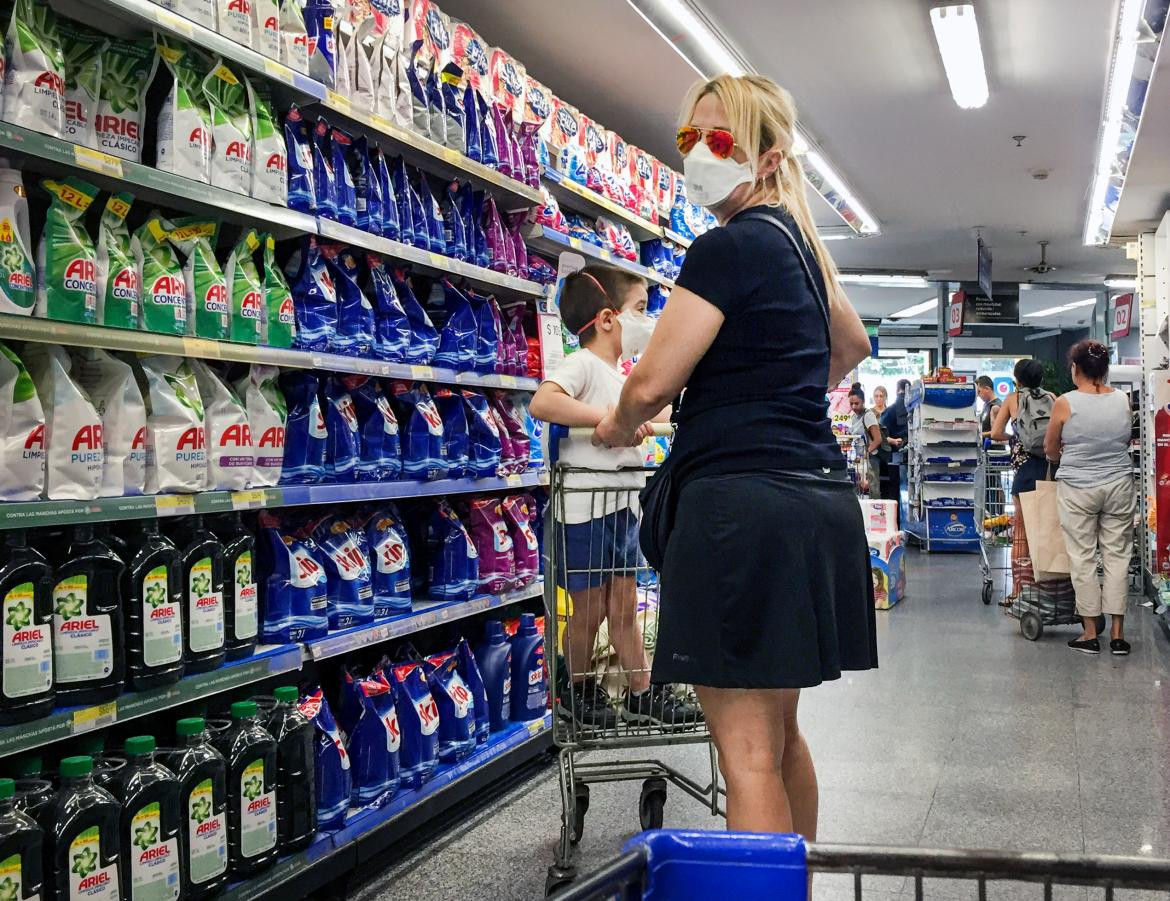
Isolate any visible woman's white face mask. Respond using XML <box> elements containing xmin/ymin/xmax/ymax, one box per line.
<box><xmin>617</xmin><ymin>310</ymin><xmax>655</xmax><ymax>359</ymax></box>
<box><xmin>683</xmin><ymin>139</ymin><xmax>755</xmax><ymax>208</ymax></box>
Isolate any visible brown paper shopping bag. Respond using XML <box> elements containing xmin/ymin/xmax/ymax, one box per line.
<box><xmin>1017</xmin><ymin>480</ymin><xmax>1071</xmax><ymax>581</ymax></box>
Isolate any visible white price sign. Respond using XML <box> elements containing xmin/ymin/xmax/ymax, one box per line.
<box><xmin>538</xmin><ymin>313</ymin><xmax>564</xmax><ymax>376</ymax></box>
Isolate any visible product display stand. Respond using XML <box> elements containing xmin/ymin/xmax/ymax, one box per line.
<box><xmin>904</xmin><ymin>376</ymin><xmax>980</xmax><ymax>553</ymax></box>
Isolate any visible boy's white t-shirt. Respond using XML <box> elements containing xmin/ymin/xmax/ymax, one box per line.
<box><xmin>545</xmin><ymin>348</ymin><xmax>647</xmax><ymax>524</ymax></box>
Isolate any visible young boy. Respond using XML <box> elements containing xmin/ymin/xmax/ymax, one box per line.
<box><xmin>530</xmin><ymin>265</ymin><xmax>694</xmax><ymax>729</ymax></box>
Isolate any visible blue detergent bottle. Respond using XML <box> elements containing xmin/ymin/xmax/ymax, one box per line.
<box><xmin>474</xmin><ymin>621</ymin><xmax>511</xmax><ymax>732</ymax></box>
<box><xmin>509</xmin><ymin>613</ymin><xmax>546</xmax><ymax>723</ymax></box>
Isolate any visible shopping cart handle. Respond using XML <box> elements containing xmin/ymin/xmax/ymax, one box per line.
<box><xmin>545</xmin><ymin>422</ymin><xmax>673</xmax><ymax>467</ymax></box>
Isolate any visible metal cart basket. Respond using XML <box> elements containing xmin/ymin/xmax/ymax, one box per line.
<box><xmin>974</xmin><ymin>443</ymin><xmax>1014</xmax><ymax>605</ymax></box>
<box><xmin>552</xmin><ymin>829</ymin><xmax>1170</xmax><ymax>900</ymax></box>
<box><xmin>544</xmin><ymin>426</ymin><xmax>722</xmax><ymax>895</ymax></box>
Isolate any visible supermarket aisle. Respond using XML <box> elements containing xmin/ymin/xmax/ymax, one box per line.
<box><xmin>356</xmin><ymin>550</ymin><xmax>1170</xmax><ymax>899</ymax></box>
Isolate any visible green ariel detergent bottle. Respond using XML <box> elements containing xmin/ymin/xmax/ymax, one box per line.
<box><xmin>50</xmin><ymin>525</ymin><xmax>125</xmax><ymax>706</ymax></box>
<box><xmin>169</xmin><ymin>516</ymin><xmax>226</xmax><ymax>675</ymax></box>
<box><xmin>0</xmin><ymin>531</ymin><xmax>54</xmax><ymax>725</ymax></box>
<box><xmin>210</xmin><ymin>513</ymin><xmax>257</xmax><ymax>661</ymax></box>
<box><xmin>213</xmin><ymin>701</ymin><xmax>277</xmax><ymax>877</ymax></box>
<box><xmin>111</xmin><ymin>736</ymin><xmax>181</xmax><ymax>901</ymax></box>
<box><xmin>0</xmin><ymin>777</ymin><xmax>42</xmax><ymax>901</ymax></box>
<box><xmin>44</xmin><ymin>755</ymin><xmax>121</xmax><ymax>901</ymax></box>
<box><xmin>123</xmin><ymin>520</ymin><xmax>185</xmax><ymax>691</ymax></box>
<box><xmin>165</xmin><ymin>717</ymin><xmax>228</xmax><ymax>900</ymax></box>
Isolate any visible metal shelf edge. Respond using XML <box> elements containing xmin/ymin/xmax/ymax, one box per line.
<box><xmin>524</xmin><ymin>225</ymin><xmax>673</xmax><ymax>288</ymax></box>
<box><xmin>541</xmin><ymin>169</ymin><xmax>663</xmax><ymax>242</ymax></box>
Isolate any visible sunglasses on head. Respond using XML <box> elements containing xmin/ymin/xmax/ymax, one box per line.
<box><xmin>676</xmin><ymin>125</ymin><xmax>737</xmax><ymax>159</ymax></box>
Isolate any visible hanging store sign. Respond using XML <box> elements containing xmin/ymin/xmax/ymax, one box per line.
<box><xmin>1111</xmin><ymin>293</ymin><xmax>1134</xmax><ymax>339</ymax></box>
<box><xmin>948</xmin><ymin>292</ymin><xmax>965</xmax><ymax>337</ymax></box>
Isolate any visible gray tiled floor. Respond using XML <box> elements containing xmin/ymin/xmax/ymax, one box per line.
<box><xmin>357</xmin><ymin>550</ymin><xmax>1170</xmax><ymax>899</ymax></box>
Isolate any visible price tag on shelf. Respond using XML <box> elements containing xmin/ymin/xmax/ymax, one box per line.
<box><xmin>440</xmin><ymin>147</ymin><xmax>462</xmax><ymax>165</ymax></box>
<box><xmin>155</xmin><ymin>495</ymin><xmax>196</xmax><ymax>517</ymax></box>
<box><xmin>182</xmin><ymin>337</ymin><xmax>222</xmax><ymax>359</ymax></box>
<box><xmin>599</xmin><ymin>248</ymin><xmax>612</xmax><ymax>261</ymax></box>
<box><xmin>371</xmin><ymin>114</ymin><xmax>393</xmax><ymax>132</ymax></box>
<box><xmin>230</xmin><ymin>489</ymin><xmax>267</xmax><ymax>510</ymax></box>
<box><xmin>410</xmin><ymin>365</ymin><xmax>435</xmax><ymax>381</ymax></box>
<box><xmin>527</xmin><ymin>719</ymin><xmax>546</xmax><ymax>735</ymax></box>
<box><xmin>72</xmin><ymin>702</ymin><xmax>117</xmax><ymax>735</ymax></box>
<box><xmin>326</xmin><ymin>90</ymin><xmax>352</xmax><ymax>112</ymax></box>
<box><xmin>427</xmin><ymin>252</ymin><xmax>446</xmax><ymax>268</ymax></box>
<box><xmin>568</xmin><ymin>237</ymin><xmax>583</xmax><ymax>250</ymax></box>
<box><xmin>154</xmin><ymin>8</ymin><xmax>194</xmax><ymax>36</ymax></box>
<box><xmin>73</xmin><ymin>146</ymin><xmax>123</xmax><ymax>179</ymax></box>
<box><xmin>498</xmin><ymin>375</ymin><xmax>518</xmax><ymax>388</ymax></box>
<box><xmin>505</xmin><ymin>474</ymin><xmax>523</xmax><ymax>487</ymax></box>
<box><xmin>264</xmin><ymin>59</ymin><xmax>289</xmax><ymax>81</ymax></box>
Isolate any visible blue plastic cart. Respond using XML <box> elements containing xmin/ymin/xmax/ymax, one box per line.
<box><xmin>550</xmin><ymin>830</ymin><xmax>1170</xmax><ymax>899</ymax></box>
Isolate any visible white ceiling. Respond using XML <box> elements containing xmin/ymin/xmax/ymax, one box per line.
<box><xmin>841</xmin><ymin>284</ymin><xmax>1102</xmax><ymax>328</ymax></box>
<box><xmin>440</xmin><ymin>0</ymin><xmax>1133</xmax><ymax>285</ymax></box>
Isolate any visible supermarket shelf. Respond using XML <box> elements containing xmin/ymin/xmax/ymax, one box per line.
<box><xmin>0</xmin><ymin>123</ymin><xmax>316</xmax><ymax>235</ymax></box>
<box><xmin>314</xmin><ymin>93</ymin><xmax>542</xmax><ymax>211</ymax></box>
<box><xmin>0</xmin><ymin>473</ymin><xmax>547</xmax><ymax>531</ymax></box>
<box><xmin>315</xmin><ymin>219</ymin><xmax>546</xmax><ymax>300</ymax></box>
<box><xmin>0</xmin><ymin>314</ymin><xmax>539</xmax><ymax>392</ymax></box>
<box><xmin>305</xmin><ymin>581</ymin><xmax>545</xmax><ymax>661</ymax></box>
<box><xmin>0</xmin><ymin>643</ymin><xmax>302</xmax><ymax>756</ymax></box>
<box><xmin>663</xmin><ymin>228</ymin><xmax>694</xmax><ymax>248</ymax></box>
<box><xmin>542</xmin><ymin>168</ymin><xmax>663</xmax><ymax>243</ymax></box>
<box><xmin>219</xmin><ymin>716</ymin><xmax>551</xmax><ymax>901</ymax></box>
<box><xmin>59</xmin><ymin>0</ymin><xmax>325</xmax><ymax>102</ymax></box>
<box><xmin>524</xmin><ymin>224</ymin><xmax>674</xmax><ymax>288</ymax></box>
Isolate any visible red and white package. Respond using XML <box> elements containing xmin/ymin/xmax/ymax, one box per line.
<box><xmin>406</xmin><ymin>0</ymin><xmax>436</xmax><ymax>65</ymax></box>
<box><xmin>580</xmin><ymin>115</ymin><xmax>606</xmax><ymax>169</ymax></box>
<box><xmin>653</xmin><ymin>158</ymin><xmax>677</xmax><ymax>215</ymax></box>
<box><xmin>523</xmin><ymin>76</ymin><xmax>552</xmax><ymax>132</ymax></box>
<box><xmin>608</xmin><ymin>131</ymin><xmax>630</xmax><ymax>183</ymax></box>
<box><xmin>489</xmin><ymin>47</ymin><xmax>526</xmax><ymax>112</ymax></box>
<box><xmin>629</xmin><ymin>145</ymin><xmax>655</xmax><ymax>191</ymax></box>
<box><xmin>549</xmin><ymin>95</ymin><xmax>581</xmax><ymax>152</ymax></box>
<box><xmin>452</xmin><ymin>20</ymin><xmax>489</xmax><ymax>94</ymax></box>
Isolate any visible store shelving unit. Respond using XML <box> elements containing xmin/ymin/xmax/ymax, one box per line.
<box><xmin>524</xmin><ymin>224</ymin><xmax>674</xmax><ymax>288</ymax></box>
<box><xmin>905</xmin><ymin>378</ymin><xmax>980</xmax><ymax>552</ymax></box>
<box><xmin>663</xmin><ymin>228</ymin><xmax>693</xmax><ymax>248</ymax></box>
<box><xmin>540</xmin><ymin>168</ymin><xmax>662</xmax><ymax>242</ymax></box>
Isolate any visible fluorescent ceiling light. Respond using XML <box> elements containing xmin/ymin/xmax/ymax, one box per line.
<box><xmin>659</xmin><ymin>0</ymin><xmax>745</xmax><ymax>76</ymax></box>
<box><xmin>1105</xmin><ymin>276</ymin><xmax>1136</xmax><ymax>288</ymax></box>
<box><xmin>929</xmin><ymin>4</ymin><xmax>990</xmax><ymax>109</ymax></box>
<box><xmin>820</xmin><ymin>234</ymin><xmax>854</xmax><ymax>241</ymax></box>
<box><xmin>1084</xmin><ymin>0</ymin><xmax>1145</xmax><ymax>244</ymax></box>
<box><xmin>1026</xmin><ymin>298</ymin><xmax>1097</xmax><ymax>318</ymax></box>
<box><xmin>805</xmin><ymin>152</ymin><xmax>880</xmax><ymax>234</ymax></box>
<box><xmin>889</xmin><ymin>299</ymin><xmax>940</xmax><ymax>319</ymax></box>
<box><xmin>840</xmin><ymin>274</ymin><xmax>930</xmax><ymax>288</ymax></box>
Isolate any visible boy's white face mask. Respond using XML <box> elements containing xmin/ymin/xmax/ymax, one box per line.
<box><xmin>683</xmin><ymin>140</ymin><xmax>755</xmax><ymax>208</ymax></box>
<box><xmin>618</xmin><ymin>310</ymin><xmax>655</xmax><ymax>359</ymax></box>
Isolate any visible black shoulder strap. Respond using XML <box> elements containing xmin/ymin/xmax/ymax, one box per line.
<box><xmin>739</xmin><ymin>210</ymin><xmax>831</xmax><ymax>347</ymax></box>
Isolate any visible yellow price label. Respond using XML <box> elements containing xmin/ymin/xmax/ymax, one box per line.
<box><xmin>410</xmin><ymin>365</ymin><xmax>435</xmax><ymax>382</ymax></box>
<box><xmin>155</xmin><ymin>494</ymin><xmax>196</xmax><ymax>516</ymax></box>
<box><xmin>231</xmin><ymin>489</ymin><xmax>266</xmax><ymax>509</ymax></box>
<box><xmin>72</xmin><ymin>145</ymin><xmax>123</xmax><ymax>178</ymax></box>
<box><xmin>440</xmin><ymin>147</ymin><xmax>461</xmax><ymax>164</ymax></box>
<box><xmin>505</xmin><ymin>474</ymin><xmax>523</xmax><ymax>487</ymax></box>
<box><xmin>182</xmin><ymin>337</ymin><xmax>222</xmax><ymax>359</ymax></box>
<box><xmin>72</xmin><ymin>702</ymin><xmax>117</xmax><ymax>734</ymax></box>
<box><xmin>599</xmin><ymin>248</ymin><xmax>612</xmax><ymax>261</ymax></box>
<box><xmin>263</xmin><ymin>59</ymin><xmax>286</xmax><ymax>80</ymax></box>
<box><xmin>499</xmin><ymin>375</ymin><xmax>518</xmax><ymax>388</ymax></box>
<box><xmin>213</xmin><ymin>64</ymin><xmax>239</xmax><ymax>84</ymax></box>
<box><xmin>327</xmin><ymin>90</ymin><xmax>352</xmax><ymax>111</ymax></box>
<box><xmin>527</xmin><ymin>719</ymin><xmax>545</xmax><ymax>735</ymax></box>
<box><xmin>427</xmin><ymin>252</ymin><xmax>445</xmax><ymax>267</ymax></box>
<box><xmin>568</xmin><ymin>237</ymin><xmax>582</xmax><ymax>250</ymax></box>
<box><xmin>155</xmin><ymin>8</ymin><xmax>194</xmax><ymax>36</ymax></box>
<box><xmin>371</xmin><ymin>115</ymin><xmax>393</xmax><ymax>132</ymax></box>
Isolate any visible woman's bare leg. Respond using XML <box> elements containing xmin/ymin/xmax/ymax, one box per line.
<box><xmin>781</xmin><ymin>689</ymin><xmax>818</xmax><ymax>840</ymax></box>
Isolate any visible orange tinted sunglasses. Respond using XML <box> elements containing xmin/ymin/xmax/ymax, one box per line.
<box><xmin>676</xmin><ymin>125</ymin><xmax>737</xmax><ymax>159</ymax></box>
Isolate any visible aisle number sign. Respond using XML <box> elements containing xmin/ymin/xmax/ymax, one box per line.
<box><xmin>1111</xmin><ymin>293</ymin><xmax>1134</xmax><ymax>339</ymax></box>
<box><xmin>947</xmin><ymin>291</ymin><xmax>965</xmax><ymax>337</ymax></box>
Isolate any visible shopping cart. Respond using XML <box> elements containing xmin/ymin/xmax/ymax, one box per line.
<box><xmin>551</xmin><ymin>830</ymin><xmax>1170</xmax><ymax>900</ymax></box>
<box><xmin>974</xmin><ymin>443</ymin><xmax>1014</xmax><ymax>605</ymax></box>
<box><xmin>847</xmin><ymin>434</ymin><xmax>876</xmax><ymax>499</ymax></box>
<box><xmin>545</xmin><ymin>426</ymin><xmax>722</xmax><ymax>895</ymax></box>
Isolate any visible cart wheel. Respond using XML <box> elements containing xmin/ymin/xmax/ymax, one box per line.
<box><xmin>545</xmin><ymin>864</ymin><xmax>576</xmax><ymax>896</ymax></box>
<box><xmin>570</xmin><ymin>782</ymin><xmax>590</xmax><ymax>844</ymax></box>
<box><xmin>1020</xmin><ymin>612</ymin><xmax>1044</xmax><ymax>641</ymax></box>
<box><xmin>639</xmin><ymin>778</ymin><xmax>667</xmax><ymax>831</ymax></box>
<box><xmin>982</xmin><ymin>580</ymin><xmax>994</xmax><ymax>605</ymax></box>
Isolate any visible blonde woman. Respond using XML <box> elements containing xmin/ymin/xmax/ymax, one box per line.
<box><xmin>594</xmin><ymin>74</ymin><xmax>877</xmax><ymax>834</ymax></box>
<box><xmin>872</xmin><ymin>385</ymin><xmax>889</xmax><ymax>417</ymax></box>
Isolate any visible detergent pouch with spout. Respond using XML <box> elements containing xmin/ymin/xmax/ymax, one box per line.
<box><xmin>235</xmin><ymin>363</ymin><xmax>285</xmax><ymax>487</ymax></box>
<box><xmin>320</xmin><ymin>243</ymin><xmax>374</xmax><ymax>357</ymax></box>
<box><xmin>134</xmin><ymin>216</ymin><xmax>187</xmax><ymax>335</ymax></box>
<box><xmin>284</xmin><ymin>104</ymin><xmax>315</xmax><ymax>213</ymax></box>
<box><xmin>364</xmin><ymin>504</ymin><xmax>411</xmax><ymax>616</ymax></box>
<box><xmin>257</xmin><ymin>510</ymin><xmax>328</xmax><ymax>642</ymax></box>
<box><xmin>431</xmin><ymin>281</ymin><xmax>477</xmax><ymax>371</ymax></box>
<box><xmin>202</xmin><ymin>61</ymin><xmax>253</xmax><ymax>195</ymax></box>
<box><xmin>60</xmin><ymin>20</ymin><xmax>106</xmax><ymax>149</ymax></box>
<box><xmin>366</xmin><ymin>253</ymin><xmax>411</xmax><ymax>362</ymax></box>
<box><xmin>167</xmin><ymin>217</ymin><xmax>229</xmax><ymax>340</ymax></box>
<box><xmin>423</xmin><ymin>651</ymin><xmax>475</xmax><ymax>763</ymax></box>
<box><xmin>323</xmin><ymin>376</ymin><xmax>360</xmax><ymax>483</ymax></box>
<box><xmin>431</xmin><ymin>387</ymin><xmax>467</xmax><ymax>480</ymax></box>
<box><xmin>389</xmin><ymin>662</ymin><xmax>437</xmax><ymax>789</ymax></box>
<box><xmin>36</xmin><ymin>177</ymin><xmax>99</xmax><ymax>325</ymax></box>
<box><xmin>503</xmin><ymin>493</ymin><xmax>540</xmax><ymax>587</ymax></box>
<box><xmin>390</xmin><ymin>270</ymin><xmax>438</xmax><ymax>364</ymax></box>
<box><xmin>2</xmin><ymin>0</ymin><xmax>66</xmax><ymax>137</ymax></box>
<box><xmin>70</xmin><ymin>348</ymin><xmax>147</xmax><ymax>498</ymax></box>
<box><xmin>288</xmin><ymin>237</ymin><xmax>337</xmax><ymax>352</ymax></box>
<box><xmin>133</xmin><ymin>355</ymin><xmax>207</xmax><ymax>494</ymax></box>
<box><xmin>155</xmin><ymin>37</ymin><xmax>213</xmax><ymax>184</ymax></box>
<box><xmin>190</xmin><ymin>359</ymin><xmax>253</xmax><ymax>491</ymax></box>
<box><xmin>426</xmin><ymin>501</ymin><xmax>478</xmax><ymax>601</ymax></box>
<box><xmin>24</xmin><ymin>345</ymin><xmax>102</xmax><ymax>500</ymax></box>
<box><xmin>461</xmin><ymin>389</ymin><xmax>501</xmax><ymax>479</ymax></box>
<box><xmin>299</xmin><ymin>687</ymin><xmax>350</xmax><ymax>829</ymax></box>
<box><xmin>225</xmin><ymin>229</ymin><xmax>264</xmax><ymax>345</ymax></box>
<box><xmin>310</xmin><ymin>514</ymin><xmax>374</xmax><ymax>629</ymax></box>
<box><xmin>347</xmin><ymin>376</ymin><xmax>402</xmax><ymax>482</ymax></box>
<box><xmin>95</xmin><ymin>193</ymin><xmax>139</xmax><ymax>330</ymax></box>
<box><xmin>279</xmin><ymin>370</ymin><xmax>326</xmax><ymax>485</ymax></box>
<box><xmin>394</xmin><ymin>383</ymin><xmax>445</xmax><ymax>481</ymax></box>
<box><xmin>95</xmin><ymin>38</ymin><xmax>158</xmax><ymax>163</ymax></box>
<box><xmin>455</xmin><ymin>637</ymin><xmax>489</xmax><ymax>742</ymax></box>
<box><xmin>247</xmin><ymin>78</ymin><xmax>287</xmax><ymax>205</ymax></box>
<box><xmin>0</xmin><ymin>342</ymin><xmax>45</xmax><ymax>501</ymax></box>
<box><xmin>466</xmin><ymin>496</ymin><xmax>514</xmax><ymax>594</ymax></box>
<box><xmin>347</xmin><ymin>676</ymin><xmax>401</xmax><ymax>805</ymax></box>
<box><xmin>262</xmin><ymin>234</ymin><xmax>297</xmax><ymax>348</ymax></box>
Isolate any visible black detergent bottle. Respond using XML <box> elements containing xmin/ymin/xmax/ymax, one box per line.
<box><xmin>0</xmin><ymin>777</ymin><xmax>43</xmax><ymax>900</ymax></box>
<box><xmin>122</xmin><ymin>520</ymin><xmax>185</xmax><ymax>691</ymax></box>
<box><xmin>111</xmin><ymin>736</ymin><xmax>182</xmax><ymax>901</ymax></box>
<box><xmin>213</xmin><ymin>701</ymin><xmax>276</xmax><ymax>877</ymax></box>
<box><xmin>210</xmin><ymin>514</ymin><xmax>258</xmax><ymax>661</ymax></box>
<box><xmin>165</xmin><ymin>717</ymin><xmax>228</xmax><ymax>900</ymax></box>
<box><xmin>169</xmin><ymin>517</ymin><xmax>226</xmax><ymax>675</ymax></box>
<box><xmin>264</xmin><ymin>686</ymin><xmax>316</xmax><ymax>853</ymax></box>
<box><xmin>43</xmin><ymin>755</ymin><xmax>121</xmax><ymax>901</ymax></box>
<box><xmin>50</xmin><ymin>525</ymin><xmax>125</xmax><ymax>707</ymax></box>
<box><xmin>0</xmin><ymin>531</ymin><xmax>54</xmax><ymax>724</ymax></box>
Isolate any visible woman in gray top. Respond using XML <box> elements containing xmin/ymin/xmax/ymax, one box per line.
<box><xmin>1044</xmin><ymin>339</ymin><xmax>1135</xmax><ymax>655</ymax></box>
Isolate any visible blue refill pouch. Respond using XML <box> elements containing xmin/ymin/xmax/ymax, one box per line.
<box><xmin>348</xmin><ymin>678</ymin><xmax>401</xmax><ymax>805</ymax></box>
<box><xmin>284</xmin><ymin>105</ymin><xmax>315</xmax><ymax>213</ymax></box>
<box><xmin>323</xmin><ymin>377</ymin><xmax>360</xmax><ymax>483</ymax></box>
<box><xmin>440</xmin><ymin>63</ymin><xmax>464</xmax><ymax>150</ymax></box>
<box><xmin>476</xmin><ymin>92</ymin><xmax>498</xmax><ymax>169</ymax></box>
<box><xmin>331</xmin><ymin>127</ymin><xmax>358</xmax><ymax>227</ymax></box>
<box><xmin>390</xmin><ymin>662</ymin><xmax>438</xmax><ymax>789</ymax></box>
<box><xmin>288</xmin><ymin>238</ymin><xmax>337</xmax><ymax>352</ymax></box>
<box><xmin>471</xmin><ymin>190</ymin><xmax>489</xmax><ymax>268</ymax></box>
<box><xmin>321</xmin><ymin>244</ymin><xmax>374</xmax><ymax>357</ymax></box>
<box><xmin>304</xmin><ymin>0</ymin><xmax>336</xmax><ymax>86</ymax></box>
<box><xmin>353</xmin><ymin>136</ymin><xmax>377</xmax><ymax>233</ymax></box>
<box><xmin>365</xmin><ymin>254</ymin><xmax>411</xmax><ymax>362</ymax></box>
<box><xmin>390</xmin><ymin>270</ymin><xmax>439</xmax><ymax>364</ymax></box>
<box><xmin>377</xmin><ymin>152</ymin><xmax>400</xmax><ymax>242</ymax></box>
<box><xmin>311</xmin><ymin>514</ymin><xmax>374</xmax><ymax>628</ymax></box>
<box><xmin>312</xmin><ymin>118</ymin><xmax>337</xmax><ymax>220</ymax></box>
<box><xmin>441</xmin><ymin>184</ymin><xmax>468</xmax><ymax>262</ymax></box>
<box><xmin>426</xmin><ymin>501</ymin><xmax>478</xmax><ymax>601</ymax></box>
<box><xmin>405</xmin><ymin>174</ymin><xmax>429</xmax><ymax>250</ymax></box>
<box><xmin>337</xmin><ymin>666</ymin><xmax>364</xmax><ymax>737</ymax></box>
<box><xmin>455</xmin><ymin>638</ymin><xmax>489</xmax><ymax>743</ymax></box>
<box><xmin>466</xmin><ymin>288</ymin><xmax>503</xmax><ymax>374</ymax></box>
<box><xmin>462</xmin><ymin>83</ymin><xmax>481</xmax><ymax>162</ymax></box>
<box><xmin>299</xmin><ymin>688</ymin><xmax>352</xmax><ymax>829</ymax></box>
<box><xmin>460</xmin><ymin>389</ymin><xmax>502</xmax><ymax>478</ymax></box>
<box><xmin>432</xmin><ymin>388</ymin><xmax>469</xmax><ymax>480</ymax></box>
<box><xmin>393</xmin><ymin>383</ymin><xmax>447</xmax><ymax>480</ymax></box>
<box><xmin>278</xmin><ymin>370</ymin><xmax>327</xmax><ymax>484</ymax></box>
<box><xmin>417</xmin><ymin>175</ymin><xmax>446</xmax><ymax>254</ymax></box>
<box><xmin>257</xmin><ymin>510</ymin><xmax>328</xmax><ymax>642</ymax></box>
<box><xmin>363</xmin><ymin>504</ymin><xmax>412</xmax><ymax>616</ymax></box>
<box><xmin>348</xmin><ymin>376</ymin><xmax>402</xmax><ymax>482</ymax></box>
<box><xmin>432</xmin><ymin>280</ymin><xmax>477</xmax><ymax>371</ymax></box>
<box><xmin>423</xmin><ymin>651</ymin><xmax>476</xmax><ymax>763</ymax></box>
<box><xmin>391</xmin><ymin>156</ymin><xmax>415</xmax><ymax>246</ymax></box>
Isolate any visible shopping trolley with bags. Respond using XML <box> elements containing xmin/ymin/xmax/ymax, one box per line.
<box><xmin>974</xmin><ymin>442</ymin><xmax>1014</xmax><ymax>605</ymax></box>
<box><xmin>544</xmin><ymin>425</ymin><xmax>723</xmax><ymax>895</ymax></box>
<box><xmin>550</xmin><ymin>830</ymin><xmax>1170</xmax><ymax>900</ymax></box>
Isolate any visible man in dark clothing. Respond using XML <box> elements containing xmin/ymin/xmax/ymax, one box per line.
<box><xmin>881</xmin><ymin>379</ymin><xmax>911</xmax><ymax>444</ymax></box>
<box><xmin>977</xmin><ymin>375</ymin><xmax>1002</xmax><ymax>440</ymax></box>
